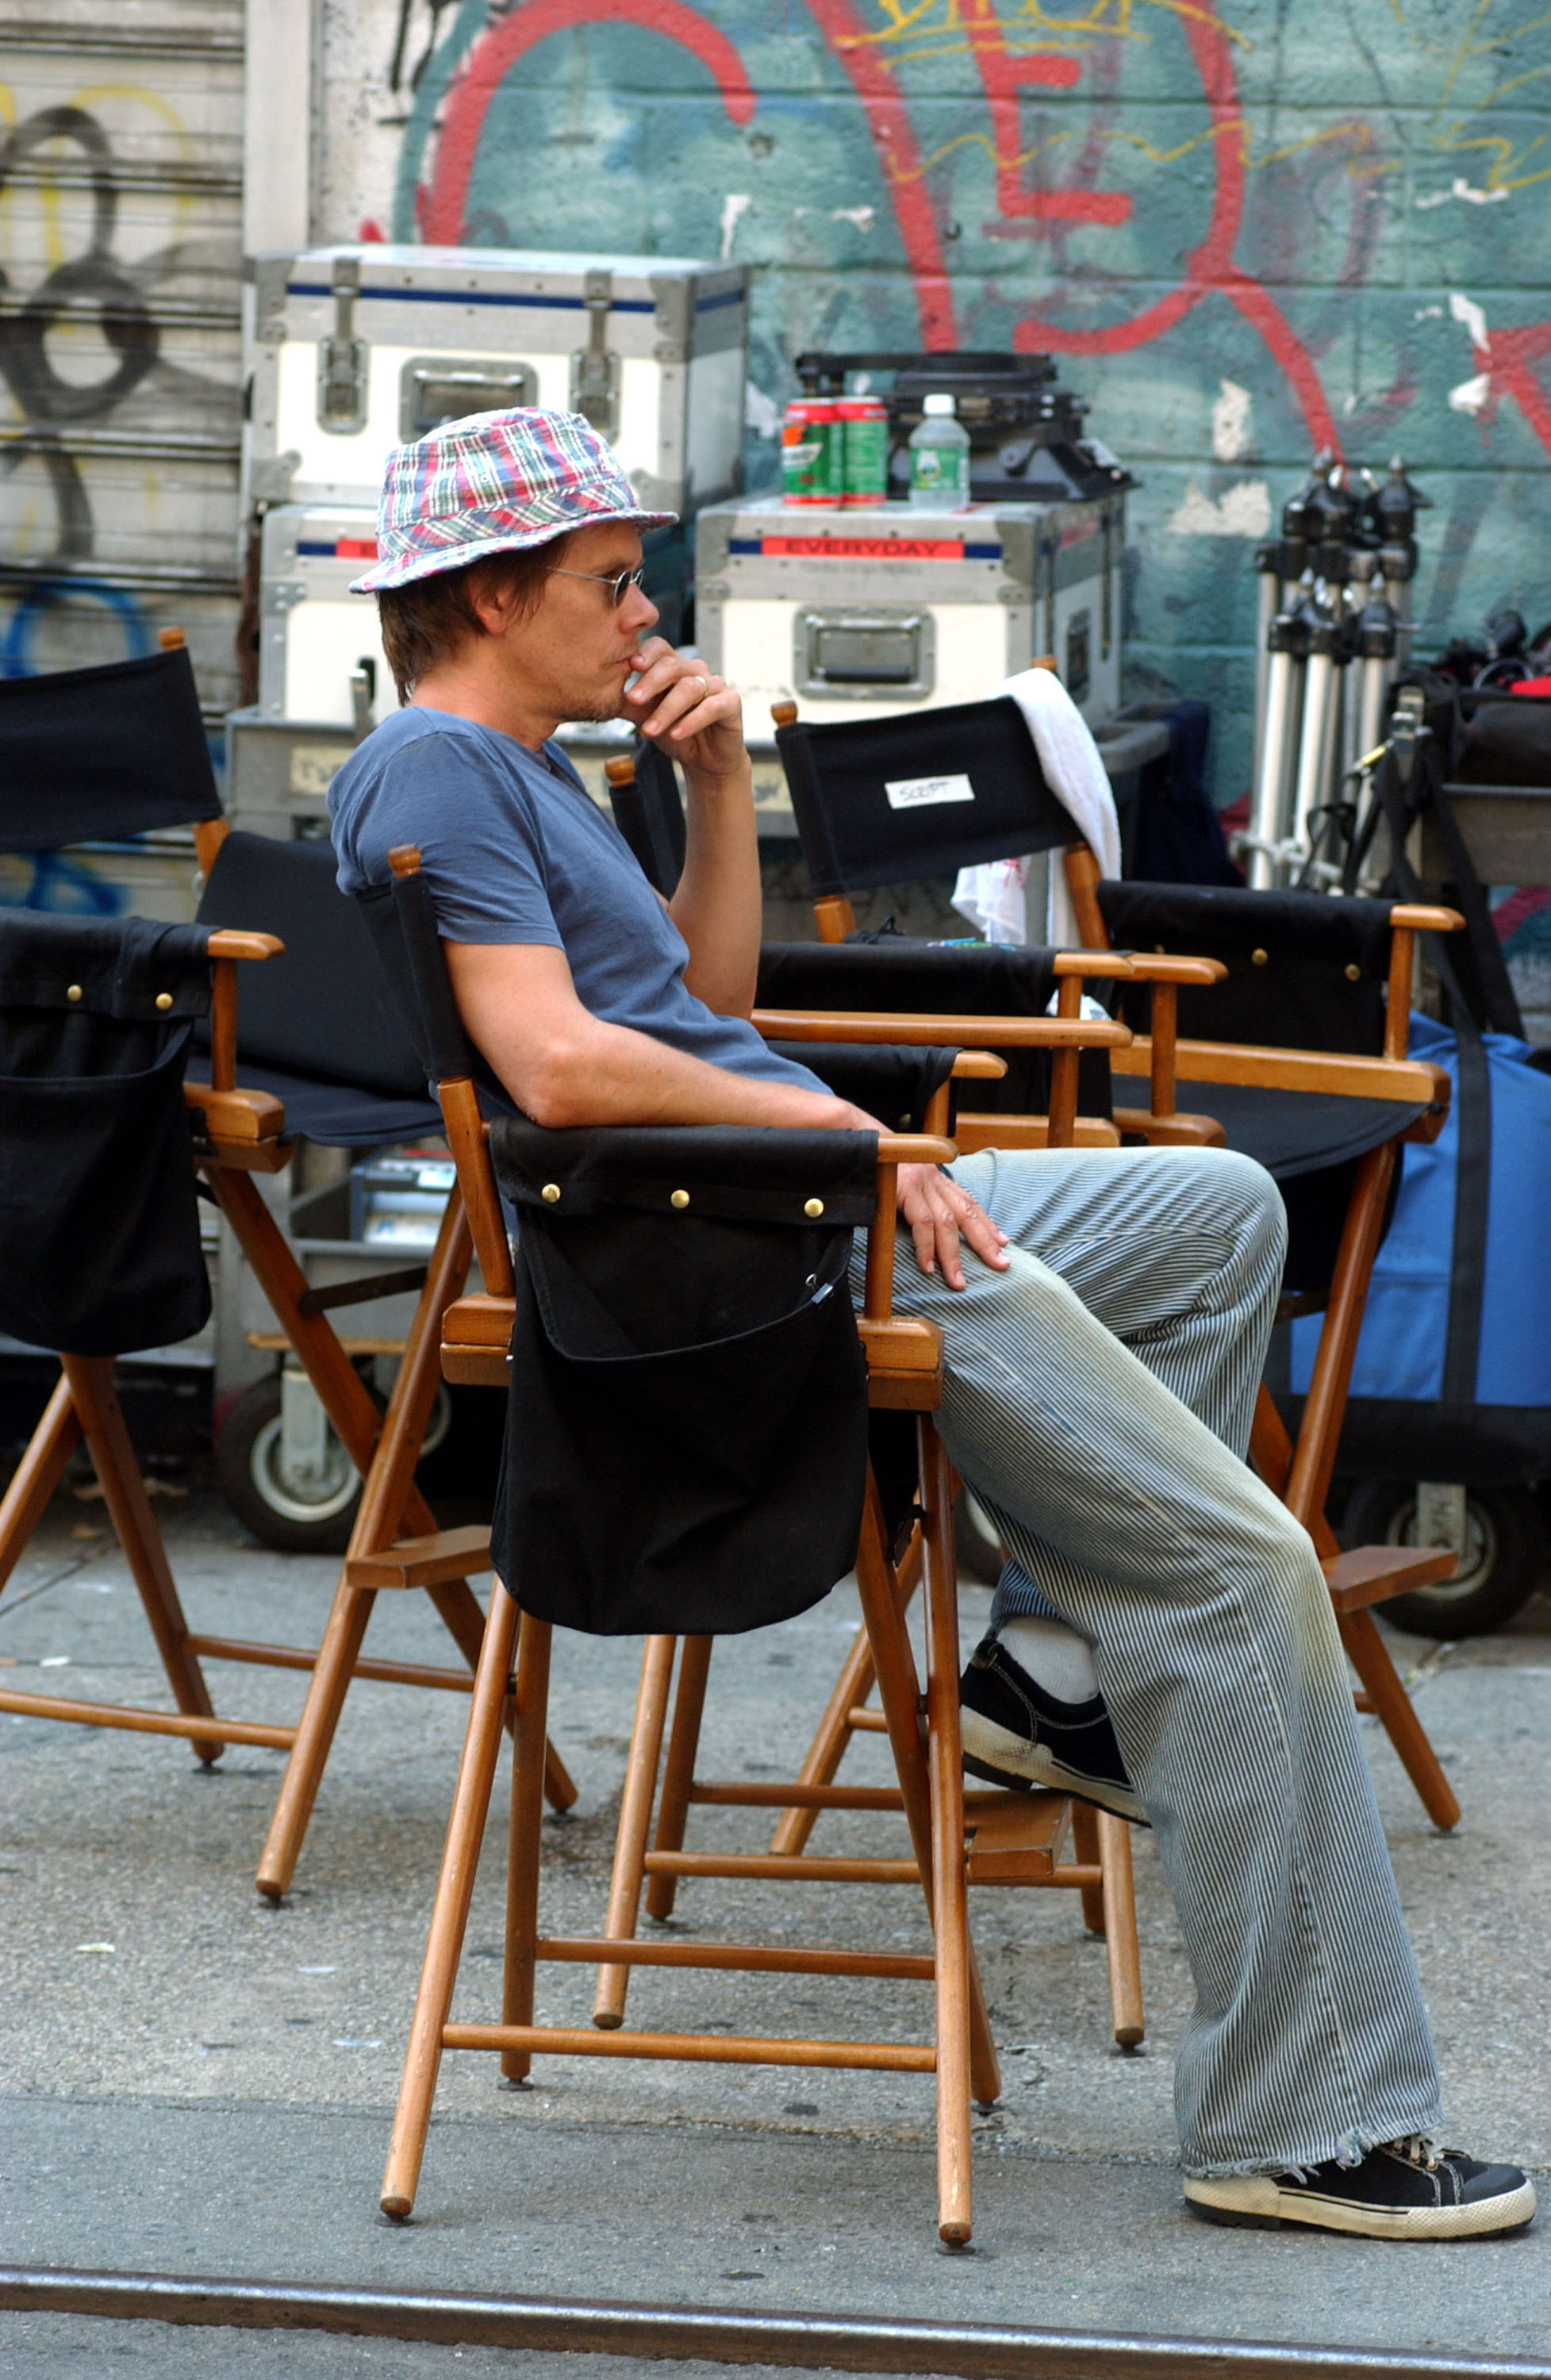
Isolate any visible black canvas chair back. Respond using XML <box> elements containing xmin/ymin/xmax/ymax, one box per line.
<box><xmin>1096</xmin><ymin>882</ymin><xmax>1422</xmax><ymax>1301</ymax></box>
<box><xmin>1099</xmin><ymin>884</ymin><xmax>1393</xmax><ymax>1056</ymax></box>
<box><xmin>776</xmin><ymin>696</ymin><xmax>1075</xmax><ymax>896</ymax></box>
<box><xmin>0</xmin><ymin>645</ymin><xmax>220</xmax><ymax>849</ymax></box>
<box><xmin>606</xmin><ymin>738</ymin><xmax>687</xmax><ymax>897</ymax></box>
<box><xmin>489</xmin><ymin>1115</ymin><xmax>874</xmax><ymax>1637</ymax></box>
<box><xmin>195</xmin><ymin>831</ymin><xmax>440</xmax><ymax>1142</ymax></box>
<box><xmin>0</xmin><ymin>911</ymin><xmax>212</xmax><ymax>1356</ymax></box>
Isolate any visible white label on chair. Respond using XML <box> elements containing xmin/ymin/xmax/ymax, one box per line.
<box><xmin>884</xmin><ymin>771</ymin><xmax>976</xmax><ymax>810</ymax></box>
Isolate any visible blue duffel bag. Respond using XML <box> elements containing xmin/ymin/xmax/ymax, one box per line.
<box><xmin>1284</xmin><ymin>1012</ymin><xmax>1551</xmax><ymax>1633</ymax></box>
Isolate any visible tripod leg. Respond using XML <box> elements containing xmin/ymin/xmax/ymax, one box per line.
<box><xmin>381</xmin><ymin>1579</ymin><xmax>519</xmax><ymax>2219</ymax></box>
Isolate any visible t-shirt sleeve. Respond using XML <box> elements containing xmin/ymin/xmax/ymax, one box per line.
<box><xmin>351</xmin><ymin>729</ymin><xmax>564</xmax><ymax>949</ymax></box>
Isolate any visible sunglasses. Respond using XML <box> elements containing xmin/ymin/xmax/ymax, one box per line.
<box><xmin>545</xmin><ymin>563</ymin><xmax>648</xmax><ymax>608</ymax></box>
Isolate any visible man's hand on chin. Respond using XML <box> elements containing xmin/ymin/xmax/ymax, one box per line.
<box><xmin>623</xmin><ymin>638</ymin><xmax>747</xmax><ymax>782</ymax></box>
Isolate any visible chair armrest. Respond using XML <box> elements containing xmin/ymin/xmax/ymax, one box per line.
<box><xmin>1111</xmin><ymin>1038</ymin><xmax>1450</xmax><ymax>1109</ymax></box>
<box><xmin>205</xmin><ymin>931</ymin><xmax>284</xmax><ymax>1096</ymax></box>
<box><xmin>184</xmin><ymin>1081</ymin><xmax>289</xmax><ymax>1152</ymax></box>
<box><xmin>1122</xmin><ymin>954</ymin><xmax>1227</xmax><ymax>986</ymax></box>
<box><xmin>1389</xmin><ymin>905</ymin><xmax>1464</xmax><ymax>935</ymax></box>
<box><xmin>751</xmin><ymin>1008</ymin><xmax>1130</xmax><ymax>1050</ymax></box>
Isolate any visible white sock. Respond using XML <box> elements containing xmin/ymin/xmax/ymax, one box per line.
<box><xmin>998</xmin><ymin>1615</ymin><xmax>1100</xmax><ymax>1706</ymax></box>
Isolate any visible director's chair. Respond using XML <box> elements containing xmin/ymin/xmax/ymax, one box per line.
<box><xmin>770</xmin><ymin>690</ymin><xmax>1465</xmax><ymax>1829</ymax></box>
<box><xmin>0</xmin><ymin>633</ymin><xmax>573</xmax><ymax>1860</ymax></box>
<box><xmin>364</xmin><ymin>843</ymin><xmax>1138</xmax><ymax>2244</ymax></box>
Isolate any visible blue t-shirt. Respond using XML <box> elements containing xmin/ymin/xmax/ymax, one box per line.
<box><xmin>328</xmin><ymin>705</ymin><xmax>823</xmax><ymax>1095</ymax></box>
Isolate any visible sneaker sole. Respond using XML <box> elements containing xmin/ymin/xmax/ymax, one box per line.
<box><xmin>1184</xmin><ymin>2174</ymin><xmax>1538</xmax><ymax>2240</ymax></box>
<box><xmin>961</xmin><ymin>1707</ymin><xmax>1149</xmax><ymax>1827</ymax></box>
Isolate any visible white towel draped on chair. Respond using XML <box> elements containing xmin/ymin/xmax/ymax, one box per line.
<box><xmin>952</xmin><ymin>668</ymin><xmax>1121</xmax><ymax>949</ymax></box>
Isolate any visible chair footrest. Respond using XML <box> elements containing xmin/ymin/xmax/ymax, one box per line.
<box><xmin>344</xmin><ymin>1524</ymin><xmax>493</xmax><ymax>1590</ymax></box>
<box><xmin>963</xmin><ymin>1788</ymin><xmax>1072</xmax><ymax>1883</ymax></box>
<box><xmin>1323</xmin><ymin>1543</ymin><xmax>1457</xmax><ymax>1614</ymax></box>
<box><xmin>441</xmin><ymin>2021</ymin><xmax>936</xmax><ymax>2072</ymax></box>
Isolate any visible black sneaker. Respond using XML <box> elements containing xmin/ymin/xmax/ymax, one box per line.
<box><xmin>958</xmin><ymin>1632</ymin><xmax>1147</xmax><ymax>1825</ymax></box>
<box><xmin>1185</xmin><ymin>2140</ymin><xmax>1537</xmax><ymax>2240</ymax></box>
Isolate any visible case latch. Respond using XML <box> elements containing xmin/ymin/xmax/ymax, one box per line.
<box><xmin>316</xmin><ymin>255</ymin><xmax>368</xmax><ymax>436</ymax></box>
<box><xmin>570</xmin><ymin>270</ymin><xmax>620</xmax><ymax>438</ymax></box>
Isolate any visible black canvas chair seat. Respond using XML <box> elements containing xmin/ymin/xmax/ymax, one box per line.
<box><xmin>0</xmin><ymin>644</ymin><xmax>221</xmax><ymax>851</ymax></box>
<box><xmin>0</xmin><ymin>912</ymin><xmax>213</xmax><ymax>1356</ymax></box>
<box><xmin>489</xmin><ymin>1118</ymin><xmax>874</xmax><ymax>1639</ymax></box>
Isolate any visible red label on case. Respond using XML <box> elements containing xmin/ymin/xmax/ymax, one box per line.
<box><xmin>760</xmin><ymin>536</ymin><xmax>965</xmax><ymax>561</ymax></box>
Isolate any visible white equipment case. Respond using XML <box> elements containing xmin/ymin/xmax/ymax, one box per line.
<box><xmin>246</xmin><ymin>244</ymin><xmax>747</xmax><ymax>517</ymax></box>
<box><xmin>258</xmin><ymin>504</ymin><xmax>397</xmax><ymax>732</ymax></box>
<box><xmin>695</xmin><ymin>493</ymin><xmax>1123</xmax><ymax>727</ymax></box>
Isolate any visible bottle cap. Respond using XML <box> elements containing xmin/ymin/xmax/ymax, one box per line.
<box><xmin>923</xmin><ymin>392</ymin><xmax>956</xmax><ymax>416</ymax></box>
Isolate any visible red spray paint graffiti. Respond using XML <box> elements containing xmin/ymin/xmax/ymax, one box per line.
<box><xmin>417</xmin><ymin>0</ymin><xmax>1551</xmax><ymax>466</ymax></box>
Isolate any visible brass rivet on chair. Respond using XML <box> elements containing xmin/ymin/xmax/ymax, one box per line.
<box><xmin>670</xmin><ymin>1188</ymin><xmax>690</xmax><ymax>1211</ymax></box>
<box><xmin>1251</xmin><ymin>948</ymin><xmax>1269</xmax><ymax>967</ymax></box>
<box><xmin>804</xmin><ymin>1197</ymin><xmax>824</xmax><ymax>1219</ymax></box>
<box><xmin>1154</xmin><ymin>944</ymin><xmax>1166</xmax><ymax>955</ymax></box>
<box><xmin>155</xmin><ymin>991</ymin><xmax>174</xmax><ymax>1012</ymax></box>
<box><xmin>540</xmin><ymin>1183</ymin><xmax>561</xmax><ymax>1205</ymax></box>
<box><xmin>1345</xmin><ymin>962</ymin><xmax>1361</xmax><ymax>982</ymax></box>
<box><xmin>66</xmin><ymin>983</ymin><xmax>83</xmax><ymax>1002</ymax></box>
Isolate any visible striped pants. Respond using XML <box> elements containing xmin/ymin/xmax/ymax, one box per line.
<box><xmin>860</xmin><ymin>1143</ymin><xmax>1442</xmax><ymax>2178</ymax></box>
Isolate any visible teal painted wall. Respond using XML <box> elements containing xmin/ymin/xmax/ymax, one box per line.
<box><xmin>380</xmin><ymin>1</ymin><xmax>1551</xmax><ymax>801</ymax></box>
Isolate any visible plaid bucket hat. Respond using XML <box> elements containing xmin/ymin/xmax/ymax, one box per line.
<box><xmin>349</xmin><ymin>406</ymin><xmax>677</xmax><ymax>594</ymax></box>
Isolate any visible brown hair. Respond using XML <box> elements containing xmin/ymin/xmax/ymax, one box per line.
<box><xmin>375</xmin><ymin>535</ymin><xmax>569</xmax><ymax>700</ymax></box>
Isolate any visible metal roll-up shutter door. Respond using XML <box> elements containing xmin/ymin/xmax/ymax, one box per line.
<box><xmin>0</xmin><ymin>4</ymin><xmax>243</xmax><ymax>812</ymax></box>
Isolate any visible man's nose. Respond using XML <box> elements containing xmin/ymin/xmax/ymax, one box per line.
<box><xmin>621</xmin><ymin>584</ymin><xmax>659</xmax><ymax>637</ymax></box>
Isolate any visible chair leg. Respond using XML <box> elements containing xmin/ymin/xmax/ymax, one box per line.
<box><xmin>1096</xmin><ymin>1812</ymin><xmax>1145</xmax><ymax>2050</ymax></box>
<box><xmin>919</xmin><ymin>1416</ymin><xmax>978</xmax><ymax>2246</ymax></box>
<box><xmin>381</xmin><ymin>1578</ymin><xmax>520</xmax><ymax>2220</ymax></box>
<box><xmin>1069</xmin><ymin>1800</ymin><xmax>1107</xmax><ymax>1935</ymax></box>
<box><xmin>592</xmin><ymin>1635</ymin><xmax>677</xmax><ymax>2029</ymax></box>
<box><xmin>0</xmin><ymin>1368</ymin><xmax>82</xmax><ymax>1597</ymax></box>
<box><xmin>645</xmin><ymin>1635</ymin><xmax>714</xmax><ymax>1921</ymax></box>
<box><xmin>1340</xmin><ymin>1606</ymin><xmax>1461</xmax><ymax>1832</ymax></box>
<box><xmin>501</xmin><ymin>1610</ymin><xmax>553</xmax><ymax>2081</ymax></box>
<box><xmin>770</xmin><ymin>1530</ymin><xmax>924</xmax><ymax>1857</ymax></box>
<box><xmin>62</xmin><ymin>1357</ymin><xmax>225</xmax><ymax>1767</ymax></box>
<box><xmin>255</xmin><ymin>1578</ymin><xmax>378</xmax><ymax>1898</ymax></box>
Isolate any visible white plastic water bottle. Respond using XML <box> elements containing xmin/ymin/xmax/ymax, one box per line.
<box><xmin>908</xmin><ymin>393</ymin><xmax>971</xmax><ymax>510</ymax></box>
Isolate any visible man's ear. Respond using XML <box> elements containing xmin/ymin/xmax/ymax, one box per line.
<box><xmin>467</xmin><ymin>573</ymin><xmax>524</xmax><ymax>639</ymax></box>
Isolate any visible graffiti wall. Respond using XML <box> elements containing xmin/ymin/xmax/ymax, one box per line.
<box><xmin>0</xmin><ymin>0</ymin><xmax>244</xmax><ymax>881</ymax></box>
<box><xmin>326</xmin><ymin>2</ymin><xmax>1546</xmax><ymax>800</ymax></box>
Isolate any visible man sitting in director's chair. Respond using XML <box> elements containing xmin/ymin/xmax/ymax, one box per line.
<box><xmin>330</xmin><ymin>408</ymin><xmax>1530</xmax><ymax>2242</ymax></box>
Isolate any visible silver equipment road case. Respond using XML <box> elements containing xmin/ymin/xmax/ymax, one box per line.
<box><xmin>258</xmin><ymin>504</ymin><xmax>397</xmax><ymax>732</ymax></box>
<box><xmin>695</xmin><ymin>493</ymin><xmax>1123</xmax><ymax>728</ymax></box>
<box><xmin>247</xmin><ymin>244</ymin><xmax>747</xmax><ymax>517</ymax></box>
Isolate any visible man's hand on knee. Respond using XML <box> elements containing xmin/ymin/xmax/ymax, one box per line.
<box><xmin>897</xmin><ymin>1165</ymin><xmax>1009</xmax><ymax>1290</ymax></box>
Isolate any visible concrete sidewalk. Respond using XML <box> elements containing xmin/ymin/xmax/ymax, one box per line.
<box><xmin>2</xmin><ymin>1491</ymin><xmax>1549</xmax><ymax>2374</ymax></box>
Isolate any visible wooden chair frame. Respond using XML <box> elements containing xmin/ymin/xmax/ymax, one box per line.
<box><xmin>766</xmin><ymin>694</ymin><xmax>1463</xmax><ymax>1829</ymax></box>
<box><xmin>378</xmin><ymin>843</ymin><xmax>1135</xmax><ymax>2244</ymax></box>
<box><xmin>0</xmin><ymin>629</ymin><xmax>574</xmax><ymax>1855</ymax></box>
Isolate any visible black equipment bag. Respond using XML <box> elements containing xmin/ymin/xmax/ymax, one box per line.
<box><xmin>0</xmin><ymin>912</ymin><xmax>213</xmax><ymax>1357</ymax></box>
<box><xmin>489</xmin><ymin>1118</ymin><xmax>876</xmax><ymax>1637</ymax></box>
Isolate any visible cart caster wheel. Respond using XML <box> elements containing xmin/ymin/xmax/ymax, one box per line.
<box><xmin>1342</xmin><ymin>1480</ymin><xmax>1545</xmax><ymax>1638</ymax></box>
<box><xmin>214</xmin><ymin>1375</ymin><xmax>364</xmax><ymax>1553</ymax></box>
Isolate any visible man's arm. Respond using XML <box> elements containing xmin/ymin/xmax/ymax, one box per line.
<box><xmin>445</xmin><ymin>939</ymin><xmax>866</xmax><ymax>1132</ymax></box>
<box><xmin>444</xmin><ymin>940</ymin><xmax>1012</xmax><ymax>1289</ymax></box>
<box><xmin>623</xmin><ymin>641</ymin><xmax>760</xmax><ymax>1019</ymax></box>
